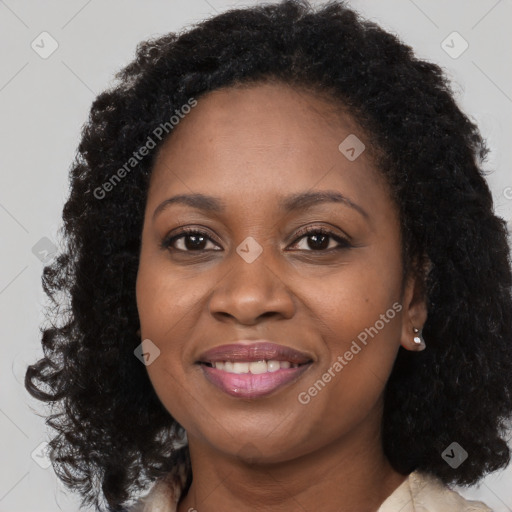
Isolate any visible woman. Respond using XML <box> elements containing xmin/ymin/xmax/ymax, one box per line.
<box><xmin>25</xmin><ymin>1</ymin><xmax>512</xmax><ymax>511</ymax></box>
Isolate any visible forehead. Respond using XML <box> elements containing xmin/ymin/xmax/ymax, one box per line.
<box><xmin>147</xmin><ymin>81</ymin><xmax>388</xmax><ymax>216</ymax></box>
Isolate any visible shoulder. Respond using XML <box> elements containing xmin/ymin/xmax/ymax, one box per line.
<box><xmin>378</xmin><ymin>470</ymin><xmax>494</xmax><ymax>512</ymax></box>
<box><xmin>127</xmin><ymin>468</ymin><xmax>186</xmax><ymax>512</ymax></box>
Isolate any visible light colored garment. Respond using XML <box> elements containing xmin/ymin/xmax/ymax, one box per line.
<box><xmin>377</xmin><ymin>470</ymin><xmax>493</xmax><ymax>512</ymax></box>
<box><xmin>128</xmin><ymin>468</ymin><xmax>493</xmax><ymax>512</ymax></box>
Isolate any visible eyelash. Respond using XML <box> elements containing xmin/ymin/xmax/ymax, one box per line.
<box><xmin>160</xmin><ymin>226</ymin><xmax>352</xmax><ymax>253</ymax></box>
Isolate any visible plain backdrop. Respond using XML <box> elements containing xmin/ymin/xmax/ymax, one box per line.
<box><xmin>1</xmin><ymin>0</ymin><xmax>511</xmax><ymax>511</ymax></box>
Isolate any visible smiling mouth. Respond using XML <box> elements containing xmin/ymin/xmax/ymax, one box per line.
<box><xmin>196</xmin><ymin>341</ymin><xmax>314</xmax><ymax>398</ymax></box>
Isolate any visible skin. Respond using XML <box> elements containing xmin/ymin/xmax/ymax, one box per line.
<box><xmin>136</xmin><ymin>81</ymin><xmax>428</xmax><ymax>512</ymax></box>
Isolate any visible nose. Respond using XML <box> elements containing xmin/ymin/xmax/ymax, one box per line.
<box><xmin>208</xmin><ymin>246</ymin><xmax>296</xmax><ymax>326</ymax></box>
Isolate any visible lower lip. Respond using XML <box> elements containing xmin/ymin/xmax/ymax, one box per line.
<box><xmin>200</xmin><ymin>363</ymin><xmax>312</xmax><ymax>399</ymax></box>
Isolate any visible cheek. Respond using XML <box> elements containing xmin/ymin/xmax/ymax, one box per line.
<box><xmin>295</xmin><ymin>300</ymin><xmax>402</xmax><ymax>444</ymax></box>
<box><xmin>135</xmin><ymin>256</ymin><xmax>214</xmax><ymax>405</ymax></box>
<box><xmin>135</xmin><ymin>263</ymin><xmax>197</xmax><ymax>424</ymax></box>
<box><xmin>301</xmin><ymin>246</ymin><xmax>403</xmax><ymax>338</ymax></box>
<box><xmin>136</xmin><ymin>254</ymin><xmax>203</xmax><ymax>338</ymax></box>
<box><xmin>296</xmin><ymin>248</ymin><xmax>403</xmax><ymax>405</ymax></box>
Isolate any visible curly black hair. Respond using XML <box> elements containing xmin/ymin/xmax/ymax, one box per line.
<box><xmin>25</xmin><ymin>0</ymin><xmax>512</xmax><ymax>510</ymax></box>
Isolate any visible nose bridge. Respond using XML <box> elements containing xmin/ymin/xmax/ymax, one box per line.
<box><xmin>208</xmin><ymin>235</ymin><xmax>294</xmax><ymax>323</ymax></box>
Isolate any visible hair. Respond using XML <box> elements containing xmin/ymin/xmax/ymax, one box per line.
<box><xmin>25</xmin><ymin>0</ymin><xmax>512</xmax><ymax>510</ymax></box>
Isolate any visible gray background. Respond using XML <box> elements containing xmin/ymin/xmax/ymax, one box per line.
<box><xmin>1</xmin><ymin>0</ymin><xmax>511</xmax><ymax>510</ymax></box>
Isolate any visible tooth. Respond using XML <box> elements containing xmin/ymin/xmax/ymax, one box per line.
<box><xmin>212</xmin><ymin>360</ymin><xmax>299</xmax><ymax>373</ymax></box>
<box><xmin>232</xmin><ymin>362</ymin><xmax>250</xmax><ymax>374</ymax></box>
<box><xmin>267</xmin><ymin>360</ymin><xmax>280</xmax><ymax>372</ymax></box>
<box><xmin>249</xmin><ymin>360</ymin><xmax>267</xmax><ymax>374</ymax></box>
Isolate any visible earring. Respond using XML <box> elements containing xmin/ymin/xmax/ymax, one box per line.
<box><xmin>136</xmin><ymin>328</ymin><xmax>141</xmax><ymax>337</ymax></box>
<box><xmin>413</xmin><ymin>327</ymin><xmax>426</xmax><ymax>350</ymax></box>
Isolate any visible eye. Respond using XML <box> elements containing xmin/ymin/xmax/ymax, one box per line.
<box><xmin>289</xmin><ymin>226</ymin><xmax>352</xmax><ymax>252</ymax></box>
<box><xmin>160</xmin><ymin>228</ymin><xmax>221</xmax><ymax>252</ymax></box>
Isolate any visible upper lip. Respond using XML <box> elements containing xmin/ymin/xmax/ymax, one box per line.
<box><xmin>197</xmin><ymin>341</ymin><xmax>314</xmax><ymax>365</ymax></box>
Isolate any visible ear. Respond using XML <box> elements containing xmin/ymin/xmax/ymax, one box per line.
<box><xmin>400</xmin><ymin>264</ymin><xmax>429</xmax><ymax>351</ymax></box>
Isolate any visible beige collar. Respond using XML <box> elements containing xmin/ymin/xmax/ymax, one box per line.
<box><xmin>130</xmin><ymin>468</ymin><xmax>492</xmax><ymax>512</ymax></box>
<box><xmin>377</xmin><ymin>470</ymin><xmax>492</xmax><ymax>511</ymax></box>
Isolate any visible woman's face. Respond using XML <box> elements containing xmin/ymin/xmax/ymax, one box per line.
<box><xmin>136</xmin><ymin>82</ymin><xmax>426</xmax><ymax>463</ymax></box>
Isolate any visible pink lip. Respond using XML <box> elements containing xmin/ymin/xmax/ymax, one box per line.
<box><xmin>200</xmin><ymin>363</ymin><xmax>312</xmax><ymax>398</ymax></box>
<box><xmin>196</xmin><ymin>340</ymin><xmax>314</xmax><ymax>399</ymax></box>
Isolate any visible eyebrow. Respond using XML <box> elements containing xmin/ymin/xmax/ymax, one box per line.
<box><xmin>152</xmin><ymin>191</ymin><xmax>369</xmax><ymax>221</ymax></box>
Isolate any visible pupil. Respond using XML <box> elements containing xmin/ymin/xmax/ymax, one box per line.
<box><xmin>186</xmin><ymin>234</ymin><xmax>206</xmax><ymax>250</ymax></box>
<box><xmin>309</xmin><ymin>233</ymin><xmax>328</xmax><ymax>250</ymax></box>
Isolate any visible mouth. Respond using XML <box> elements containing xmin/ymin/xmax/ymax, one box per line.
<box><xmin>196</xmin><ymin>341</ymin><xmax>314</xmax><ymax>399</ymax></box>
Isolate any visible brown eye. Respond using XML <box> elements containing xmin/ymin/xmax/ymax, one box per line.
<box><xmin>161</xmin><ymin>229</ymin><xmax>221</xmax><ymax>252</ymax></box>
<box><xmin>290</xmin><ymin>227</ymin><xmax>352</xmax><ymax>252</ymax></box>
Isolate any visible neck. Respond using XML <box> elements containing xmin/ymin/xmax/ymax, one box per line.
<box><xmin>177</xmin><ymin>416</ymin><xmax>407</xmax><ymax>512</ymax></box>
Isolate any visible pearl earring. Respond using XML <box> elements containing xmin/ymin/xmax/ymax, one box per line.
<box><xmin>413</xmin><ymin>327</ymin><xmax>426</xmax><ymax>350</ymax></box>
